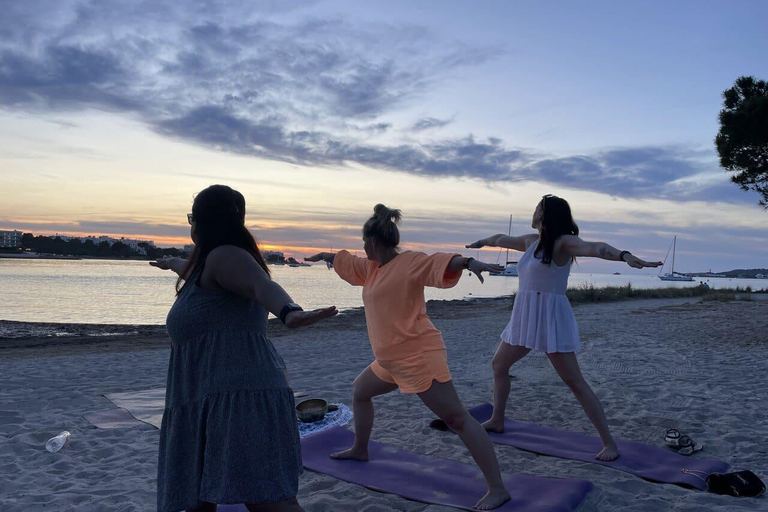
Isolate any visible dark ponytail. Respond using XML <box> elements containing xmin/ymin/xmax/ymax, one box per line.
<box><xmin>362</xmin><ymin>203</ymin><xmax>402</xmax><ymax>249</ymax></box>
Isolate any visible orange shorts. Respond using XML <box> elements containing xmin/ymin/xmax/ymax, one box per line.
<box><xmin>370</xmin><ymin>349</ymin><xmax>452</xmax><ymax>394</ymax></box>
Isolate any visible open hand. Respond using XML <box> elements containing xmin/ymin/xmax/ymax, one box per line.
<box><xmin>469</xmin><ymin>260</ymin><xmax>505</xmax><ymax>283</ymax></box>
<box><xmin>149</xmin><ymin>256</ymin><xmax>174</xmax><ymax>270</ymax></box>
<box><xmin>284</xmin><ymin>306</ymin><xmax>338</xmax><ymax>328</ymax></box>
<box><xmin>465</xmin><ymin>240</ymin><xmax>485</xmax><ymax>249</ymax></box>
<box><xmin>625</xmin><ymin>255</ymin><xmax>663</xmax><ymax>269</ymax></box>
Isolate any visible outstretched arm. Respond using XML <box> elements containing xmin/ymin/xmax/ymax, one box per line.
<box><xmin>466</xmin><ymin>233</ymin><xmax>537</xmax><ymax>252</ymax></box>
<box><xmin>208</xmin><ymin>246</ymin><xmax>337</xmax><ymax>328</ymax></box>
<box><xmin>149</xmin><ymin>256</ymin><xmax>188</xmax><ymax>277</ymax></box>
<box><xmin>305</xmin><ymin>252</ymin><xmax>335</xmax><ymax>264</ymax></box>
<box><xmin>446</xmin><ymin>255</ymin><xmax>504</xmax><ymax>284</ymax></box>
<box><xmin>561</xmin><ymin>236</ymin><xmax>663</xmax><ymax>269</ymax></box>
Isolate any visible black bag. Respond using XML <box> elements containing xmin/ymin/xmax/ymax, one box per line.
<box><xmin>683</xmin><ymin>469</ymin><xmax>766</xmax><ymax>497</ymax></box>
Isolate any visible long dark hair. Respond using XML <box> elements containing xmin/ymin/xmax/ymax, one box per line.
<box><xmin>177</xmin><ymin>184</ymin><xmax>270</xmax><ymax>294</ymax></box>
<box><xmin>535</xmin><ymin>194</ymin><xmax>579</xmax><ymax>265</ymax></box>
<box><xmin>362</xmin><ymin>203</ymin><xmax>402</xmax><ymax>249</ymax></box>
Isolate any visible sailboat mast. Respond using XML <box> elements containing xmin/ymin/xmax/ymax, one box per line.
<box><xmin>506</xmin><ymin>214</ymin><xmax>512</xmax><ymax>264</ymax></box>
<box><xmin>671</xmin><ymin>236</ymin><xmax>676</xmax><ymax>273</ymax></box>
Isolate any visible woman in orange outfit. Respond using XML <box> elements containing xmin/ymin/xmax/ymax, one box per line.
<box><xmin>306</xmin><ymin>204</ymin><xmax>510</xmax><ymax>511</ymax></box>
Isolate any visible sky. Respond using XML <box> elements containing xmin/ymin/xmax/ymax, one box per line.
<box><xmin>1</xmin><ymin>0</ymin><xmax>767</xmax><ymax>273</ymax></box>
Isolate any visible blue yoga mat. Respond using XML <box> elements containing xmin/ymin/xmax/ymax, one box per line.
<box><xmin>445</xmin><ymin>403</ymin><xmax>729</xmax><ymax>490</ymax></box>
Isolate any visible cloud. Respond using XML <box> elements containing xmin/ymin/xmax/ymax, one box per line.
<box><xmin>411</xmin><ymin>116</ymin><xmax>453</xmax><ymax>132</ymax></box>
<box><xmin>0</xmin><ymin>1</ymin><xmax>753</xmax><ymax>205</ymax></box>
<box><xmin>157</xmin><ymin>105</ymin><xmax>527</xmax><ymax>179</ymax></box>
<box><xmin>515</xmin><ymin>146</ymin><xmax>755</xmax><ymax>203</ymax></box>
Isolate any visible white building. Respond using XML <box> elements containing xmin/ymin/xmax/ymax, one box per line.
<box><xmin>48</xmin><ymin>234</ymin><xmax>157</xmax><ymax>255</ymax></box>
<box><xmin>0</xmin><ymin>230</ymin><xmax>23</xmax><ymax>248</ymax></box>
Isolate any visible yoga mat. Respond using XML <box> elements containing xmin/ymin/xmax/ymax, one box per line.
<box><xmin>443</xmin><ymin>403</ymin><xmax>729</xmax><ymax>490</ymax></box>
<box><xmin>105</xmin><ymin>388</ymin><xmax>165</xmax><ymax>428</ymax></box>
<box><xmin>103</xmin><ymin>388</ymin><xmax>313</xmax><ymax>430</ymax></box>
<box><xmin>298</xmin><ymin>426</ymin><xmax>593</xmax><ymax>512</ymax></box>
<box><xmin>83</xmin><ymin>407</ymin><xmax>146</xmax><ymax>429</ymax></box>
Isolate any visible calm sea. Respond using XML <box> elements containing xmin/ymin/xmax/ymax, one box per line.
<box><xmin>1</xmin><ymin>258</ymin><xmax>765</xmax><ymax>337</ymax></box>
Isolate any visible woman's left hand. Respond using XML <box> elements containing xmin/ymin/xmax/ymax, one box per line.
<box><xmin>284</xmin><ymin>306</ymin><xmax>338</xmax><ymax>329</ymax></box>
<box><xmin>625</xmin><ymin>255</ymin><xmax>663</xmax><ymax>269</ymax></box>
<box><xmin>468</xmin><ymin>260</ymin><xmax>505</xmax><ymax>283</ymax></box>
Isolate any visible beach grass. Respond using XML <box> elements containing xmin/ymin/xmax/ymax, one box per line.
<box><xmin>561</xmin><ymin>282</ymin><xmax>762</xmax><ymax>305</ymax></box>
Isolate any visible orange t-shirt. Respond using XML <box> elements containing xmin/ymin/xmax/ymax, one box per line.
<box><xmin>334</xmin><ymin>250</ymin><xmax>461</xmax><ymax>362</ymax></box>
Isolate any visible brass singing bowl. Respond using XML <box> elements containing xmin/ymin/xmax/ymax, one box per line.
<box><xmin>296</xmin><ymin>398</ymin><xmax>328</xmax><ymax>423</ymax></box>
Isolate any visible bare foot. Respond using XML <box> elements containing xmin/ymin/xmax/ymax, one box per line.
<box><xmin>482</xmin><ymin>418</ymin><xmax>505</xmax><ymax>434</ymax></box>
<box><xmin>330</xmin><ymin>447</ymin><xmax>369</xmax><ymax>462</ymax></box>
<box><xmin>595</xmin><ymin>443</ymin><xmax>619</xmax><ymax>462</ymax></box>
<box><xmin>474</xmin><ymin>487</ymin><xmax>511</xmax><ymax>510</ymax></box>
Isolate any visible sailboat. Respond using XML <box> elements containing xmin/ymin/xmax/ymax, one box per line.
<box><xmin>658</xmin><ymin>236</ymin><xmax>694</xmax><ymax>282</ymax></box>
<box><xmin>489</xmin><ymin>214</ymin><xmax>518</xmax><ymax>277</ymax></box>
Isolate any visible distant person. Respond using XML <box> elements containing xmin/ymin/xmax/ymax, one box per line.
<box><xmin>150</xmin><ymin>185</ymin><xmax>337</xmax><ymax>512</ymax></box>
<box><xmin>305</xmin><ymin>204</ymin><xmax>510</xmax><ymax>510</ymax></box>
<box><xmin>467</xmin><ymin>194</ymin><xmax>662</xmax><ymax>461</ymax></box>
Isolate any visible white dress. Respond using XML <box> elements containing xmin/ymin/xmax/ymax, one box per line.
<box><xmin>500</xmin><ymin>240</ymin><xmax>580</xmax><ymax>352</ymax></box>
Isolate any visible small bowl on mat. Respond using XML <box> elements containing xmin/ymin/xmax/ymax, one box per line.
<box><xmin>296</xmin><ymin>398</ymin><xmax>329</xmax><ymax>423</ymax></box>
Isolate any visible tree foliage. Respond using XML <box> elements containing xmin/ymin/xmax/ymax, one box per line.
<box><xmin>715</xmin><ymin>75</ymin><xmax>768</xmax><ymax>207</ymax></box>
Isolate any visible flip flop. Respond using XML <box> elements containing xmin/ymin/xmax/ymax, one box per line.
<box><xmin>664</xmin><ymin>428</ymin><xmax>683</xmax><ymax>447</ymax></box>
<box><xmin>676</xmin><ymin>434</ymin><xmax>704</xmax><ymax>456</ymax></box>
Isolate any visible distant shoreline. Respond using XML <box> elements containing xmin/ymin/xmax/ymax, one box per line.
<box><xmin>3</xmin><ymin>289</ymin><xmax>765</xmax><ymax>343</ymax></box>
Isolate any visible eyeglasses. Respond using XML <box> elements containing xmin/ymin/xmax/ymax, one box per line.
<box><xmin>187</xmin><ymin>213</ymin><xmax>194</xmax><ymax>225</ymax></box>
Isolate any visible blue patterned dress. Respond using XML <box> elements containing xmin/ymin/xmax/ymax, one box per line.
<box><xmin>157</xmin><ymin>267</ymin><xmax>302</xmax><ymax>512</ymax></box>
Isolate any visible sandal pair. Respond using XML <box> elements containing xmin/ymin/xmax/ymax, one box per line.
<box><xmin>665</xmin><ymin>428</ymin><xmax>704</xmax><ymax>456</ymax></box>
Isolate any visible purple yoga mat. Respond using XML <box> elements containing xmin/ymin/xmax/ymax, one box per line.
<box><xmin>208</xmin><ymin>426</ymin><xmax>594</xmax><ymax>512</ymax></box>
<box><xmin>298</xmin><ymin>426</ymin><xmax>592</xmax><ymax>511</ymax></box>
<box><xmin>457</xmin><ymin>403</ymin><xmax>730</xmax><ymax>490</ymax></box>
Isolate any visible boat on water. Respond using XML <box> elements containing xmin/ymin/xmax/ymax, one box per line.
<box><xmin>658</xmin><ymin>236</ymin><xmax>694</xmax><ymax>282</ymax></box>
<box><xmin>489</xmin><ymin>214</ymin><xmax>518</xmax><ymax>277</ymax></box>
<box><xmin>286</xmin><ymin>256</ymin><xmax>310</xmax><ymax>267</ymax></box>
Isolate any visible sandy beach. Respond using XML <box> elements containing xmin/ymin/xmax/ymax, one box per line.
<box><xmin>1</xmin><ymin>295</ymin><xmax>766</xmax><ymax>512</ymax></box>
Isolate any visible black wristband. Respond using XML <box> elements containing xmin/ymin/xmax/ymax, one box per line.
<box><xmin>279</xmin><ymin>303</ymin><xmax>303</xmax><ymax>324</ymax></box>
<box><xmin>619</xmin><ymin>251</ymin><xmax>631</xmax><ymax>262</ymax></box>
<box><xmin>464</xmin><ymin>257</ymin><xmax>475</xmax><ymax>269</ymax></box>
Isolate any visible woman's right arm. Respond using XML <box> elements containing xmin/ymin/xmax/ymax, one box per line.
<box><xmin>466</xmin><ymin>234</ymin><xmax>536</xmax><ymax>252</ymax></box>
<box><xmin>304</xmin><ymin>252</ymin><xmax>335</xmax><ymax>264</ymax></box>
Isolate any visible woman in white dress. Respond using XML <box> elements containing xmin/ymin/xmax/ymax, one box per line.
<box><xmin>466</xmin><ymin>195</ymin><xmax>662</xmax><ymax>461</ymax></box>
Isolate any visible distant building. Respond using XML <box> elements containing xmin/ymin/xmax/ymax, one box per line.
<box><xmin>0</xmin><ymin>230</ymin><xmax>23</xmax><ymax>248</ymax></box>
<box><xmin>47</xmin><ymin>234</ymin><xmax>157</xmax><ymax>255</ymax></box>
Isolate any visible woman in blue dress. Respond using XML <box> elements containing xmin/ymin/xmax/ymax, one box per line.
<box><xmin>151</xmin><ymin>185</ymin><xmax>337</xmax><ymax>512</ymax></box>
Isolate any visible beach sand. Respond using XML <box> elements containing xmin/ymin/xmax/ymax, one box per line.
<box><xmin>1</xmin><ymin>295</ymin><xmax>766</xmax><ymax>511</ymax></box>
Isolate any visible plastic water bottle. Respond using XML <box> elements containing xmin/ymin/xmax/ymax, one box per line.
<box><xmin>45</xmin><ymin>431</ymin><xmax>70</xmax><ymax>453</ymax></box>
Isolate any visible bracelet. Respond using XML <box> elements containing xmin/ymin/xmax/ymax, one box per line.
<box><xmin>464</xmin><ymin>257</ymin><xmax>475</xmax><ymax>269</ymax></box>
<box><xmin>619</xmin><ymin>251</ymin><xmax>631</xmax><ymax>262</ymax></box>
<box><xmin>279</xmin><ymin>303</ymin><xmax>303</xmax><ymax>324</ymax></box>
